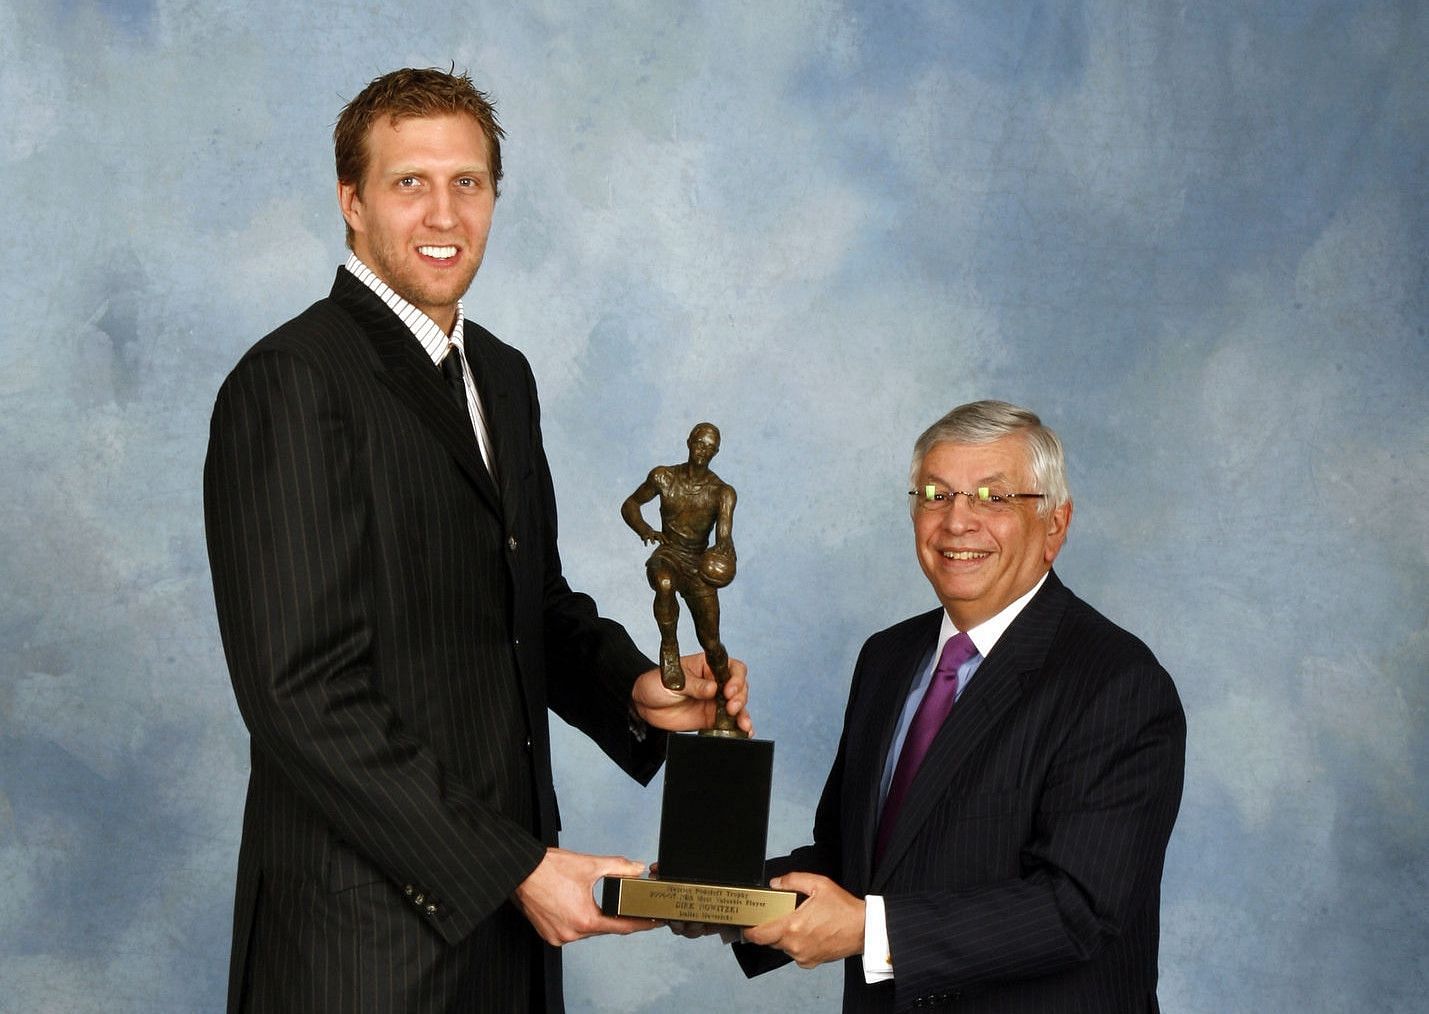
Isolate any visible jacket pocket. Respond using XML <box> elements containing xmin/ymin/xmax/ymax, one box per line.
<box><xmin>325</xmin><ymin>835</ymin><xmax>388</xmax><ymax>892</ymax></box>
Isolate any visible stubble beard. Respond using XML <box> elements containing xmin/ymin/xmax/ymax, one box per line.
<box><xmin>366</xmin><ymin>235</ymin><xmax>481</xmax><ymax>322</ymax></box>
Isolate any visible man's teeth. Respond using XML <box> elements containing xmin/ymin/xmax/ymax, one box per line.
<box><xmin>942</xmin><ymin>550</ymin><xmax>989</xmax><ymax>560</ymax></box>
<box><xmin>419</xmin><ymin>245</ymin><xmax>457</xmax><ymax>258</ymax></box>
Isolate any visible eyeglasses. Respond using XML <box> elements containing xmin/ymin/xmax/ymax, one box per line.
<box><xmin>908</xmin><ymin>484</ymin><xmax>1046</xmax><ymax>514</ymax></box>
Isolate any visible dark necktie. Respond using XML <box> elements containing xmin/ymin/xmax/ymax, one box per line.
<box><xmin>874</xmin><ymin>631</ymin><xmax>978</xmax><ymax>863</ymax></box>
<box><xmin>440</xmin><ymin>346</ymin><xmax>468</xmax><ymax>418</ymax></box>
<box><xmin>440</xmin><ymin>344</ymin><xmax>499</xmax><ymax>479</ymax></box>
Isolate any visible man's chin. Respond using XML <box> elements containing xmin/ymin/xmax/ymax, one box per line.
<box><xmin>395</xmin><ymin>276</ymin><xmax>477</xmax><ymax>318</ymax></box>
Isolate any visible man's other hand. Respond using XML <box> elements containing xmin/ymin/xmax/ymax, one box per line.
<box><xmin>740</xmin><ymin>872</ymin><xmax>865</xmax><ymax>968</ymax></box>
<box><xmin>633</xmin><ymin>653</ymin><xmax>752</xmax><ymax>736</ymax></box>
<box><xmin>667</xmin><ymin>920</ymin><xmax>743</xmax><ymax>943</ymax></box>
<box><xmin>511</xmin><ymin>848</ymin><xmax>658</xmax><ymax>946</ymax></box>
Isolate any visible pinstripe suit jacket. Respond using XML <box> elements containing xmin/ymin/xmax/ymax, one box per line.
<box><xmin>204</xmin><ymin>269</ymin><xmax>662</xmax><ymax>1012</ymax></box>
<box><xmin>737</xmin><ymin>572</ymin><xmax>1184</xmax><ymax>1012</ymax></box>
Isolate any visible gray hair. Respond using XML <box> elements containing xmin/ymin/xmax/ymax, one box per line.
<box><xmin>909</xmin><ymin>400</ymin><xmax>1070</xmax><ymax>516</ymax></box>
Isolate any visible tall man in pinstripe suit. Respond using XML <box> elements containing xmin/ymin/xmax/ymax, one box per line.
<box><xmin>735</xmin><ymin>401</ymin><xmax>1184</xmax><ymax>1012</ymax></box>
<box><xmin>204</xmin><ymin>68</ymin><xmax>749</xmax><ymax>1013</ymax></box>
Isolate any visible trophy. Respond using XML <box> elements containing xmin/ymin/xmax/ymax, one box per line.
<box><xmin>601</xmin><ymin>423</ymin><xmax>797</xmax><ymax>926</ymax></box>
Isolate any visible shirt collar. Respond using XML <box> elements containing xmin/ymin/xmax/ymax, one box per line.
<box><xmin>343</xmin><ymin>253</ymin><xmax>465</xmax><ymax>365</ymax></box>
<box><xmin>939</xmin><ymin>571</ymin><xmax>1050</xmax><ymax>660</ymax></box>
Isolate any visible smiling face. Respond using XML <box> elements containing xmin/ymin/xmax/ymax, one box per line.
<box><xmin>338</xmin><ymin>113</ymin><xmax>495</xmax><ymax>333</ymax></box>
<box><xmin>913</xmin><ymin>436</ymin><xmax>1071</xmax><ymax>630</ymax></box>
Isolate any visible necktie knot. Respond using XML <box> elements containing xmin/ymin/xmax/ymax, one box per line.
<box><xmin>935</xmin><ymin>632</ymin><xmax>976</xmax><ymax>680</ymax></box>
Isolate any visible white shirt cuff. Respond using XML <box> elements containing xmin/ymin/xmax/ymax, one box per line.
<box><xmin>862</xmin><ymin>894</ymin><xmax>894</xmax><ymax>982</ymax></box>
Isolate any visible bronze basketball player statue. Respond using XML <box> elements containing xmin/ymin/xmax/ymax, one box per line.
<box><xmin>621</xmin><ymin>422</ymin><xmax>741</xmax><ymax>737</ymax></box>
<box><xmin>602</xmin><ymin>423</ymin><xmax>796</xmax><ymax>925</ymax></box>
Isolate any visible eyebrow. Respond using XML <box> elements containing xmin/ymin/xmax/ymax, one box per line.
<box><xmin>382</xmin><ymin>166</ymin><xmax>491</xmax><ymax>178</ymax></box>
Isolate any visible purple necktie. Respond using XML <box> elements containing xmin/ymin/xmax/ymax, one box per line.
<box><xmin>875</xmin><ymin>631</ymin><xmax>978</xmax><ymax>863</ymax></box>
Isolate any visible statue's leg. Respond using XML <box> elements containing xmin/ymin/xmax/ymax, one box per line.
<box><xmin>690</xmin><ymin>594</ymin><xmax>738</xmax><ymax>734</ymax></box>
<box><xmin>648</xmin><ymin>563</ymin><xmax>683</xmax><ymax>690</ymax></box>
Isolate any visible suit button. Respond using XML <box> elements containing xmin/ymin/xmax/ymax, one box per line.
<box><xmin>507</xmin><ymin>535</ymin><xmax>518</xmax><ymax>552</ymax></box>
<box><xmin>525</xmin><ymin>736</ymin><xmax>533</xmax><ymax>750</ymax></box>
<box><xmin>403</xmin><ymin>885</ymin><xmax>414</xmax><ymax>897</ymax></box>
<box><xmin>413</xmin><ymin>893</ymin><xmax>425</xmax><ymax>905</ymax></box>
<box><xmin>425</xmin><ymin>903</ymin><xmax>438</xmax><ymax>917</ymax></box>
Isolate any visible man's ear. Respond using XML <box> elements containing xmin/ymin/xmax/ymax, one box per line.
<box><xmin>1043</xmin><ymin>499</ymin><xmax>1072</xmax><ymax>564</ymax></box>
<box><xmin>338</xmin><ymin>179</ymin><xmax>362</xmax><ymax>235</ymax></box>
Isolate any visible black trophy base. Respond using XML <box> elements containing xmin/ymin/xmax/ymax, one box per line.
<box><xmin>660</xmin><ymin>732</ymin><xmax>771</xmax><ymax>885</ymax></box>
<box><xmin>600</xmin><ymin>732</ymin><xmax>796</xmax><ymax>926</ymax></box>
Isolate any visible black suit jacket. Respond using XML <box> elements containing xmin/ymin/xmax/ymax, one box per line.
<box><xmin>204</xmin><ymin>269</ymin><xmax>663</xmax><ymax>1012</ymax></box>
<box><xmin>737</xmin><ymin>572</ymin><xmax>1185</xmax><ymax>1012</ymax></box>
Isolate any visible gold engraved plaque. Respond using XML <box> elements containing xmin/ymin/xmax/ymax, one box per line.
<box><xmin>601</xmin><ymin>876</ymin><xmax>797</xmax><ymax>927</ymax></box>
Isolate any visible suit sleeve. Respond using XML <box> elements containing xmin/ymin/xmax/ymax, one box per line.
<box><xmin>732</xmin><ymin>640</ymin><xmax>871</xmax><ymax>978</ymax></box>
<box><xmin>204</xmin><ymin>350</ymin><xmax>546</xmax><ymax>946</ymax></box>
<box><xmin>884</xmin><ymin>656</ymin><xmax>1185</xmax><ymax>1000</ymax></box>
<box><xmin>520</xmin><ymin>360</ymin><xmax>665</xmax><ymax>782</ymax></box>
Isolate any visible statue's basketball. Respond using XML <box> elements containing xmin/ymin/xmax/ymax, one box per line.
<box><xmin>699</xmin><ymin>547</ymin><xmax>736</xmax><ymax>588</ymax></box>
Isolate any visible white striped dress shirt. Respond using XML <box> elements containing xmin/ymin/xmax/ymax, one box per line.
<box><xmin>343</xmin><ymin>253</ymin><xmax>497</xmax><ymax>475</ymax></box>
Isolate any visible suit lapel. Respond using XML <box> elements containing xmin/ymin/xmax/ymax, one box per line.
<box><xmin>461</xmin><ymin>327</ymin><xmax>523</xmax><ymax>537</ymax></box>
<box><xmin>327</xmin><ymin>270</ymin><xmax>502</xmax><ymax>514</ymax></box>
<box><xmin>870</xmin><ymin>574</ymin><xmax>1071</xmax><ymax>889</ymax></box>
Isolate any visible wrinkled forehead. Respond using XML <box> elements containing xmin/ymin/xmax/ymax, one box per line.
<box><xmin>917</xmin><ymin>437</ymin><xmax>1033</xmax><ymax>485</ymax></box>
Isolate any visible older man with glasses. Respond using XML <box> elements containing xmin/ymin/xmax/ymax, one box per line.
<box><xmin>732</xmin><ymin>399</ymin><xmax>1186</xmax><ymax>1013</ymax></box>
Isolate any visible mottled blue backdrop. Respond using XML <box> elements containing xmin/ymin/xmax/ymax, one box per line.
<box><xmin>1</xmin><ymin>1</ymin><xmax>1424</xmax><ymax>1010</ymax></box>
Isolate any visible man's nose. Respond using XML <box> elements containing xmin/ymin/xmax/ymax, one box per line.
<box><xmin>939</xmin><ymin>494</ymin><xmax>979</xmax><ymax>531</ymax></box>
<box><xmin>425</xmin><ymin>188</ymin><xmax>458</xmax><ymax>230</ymax></box>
